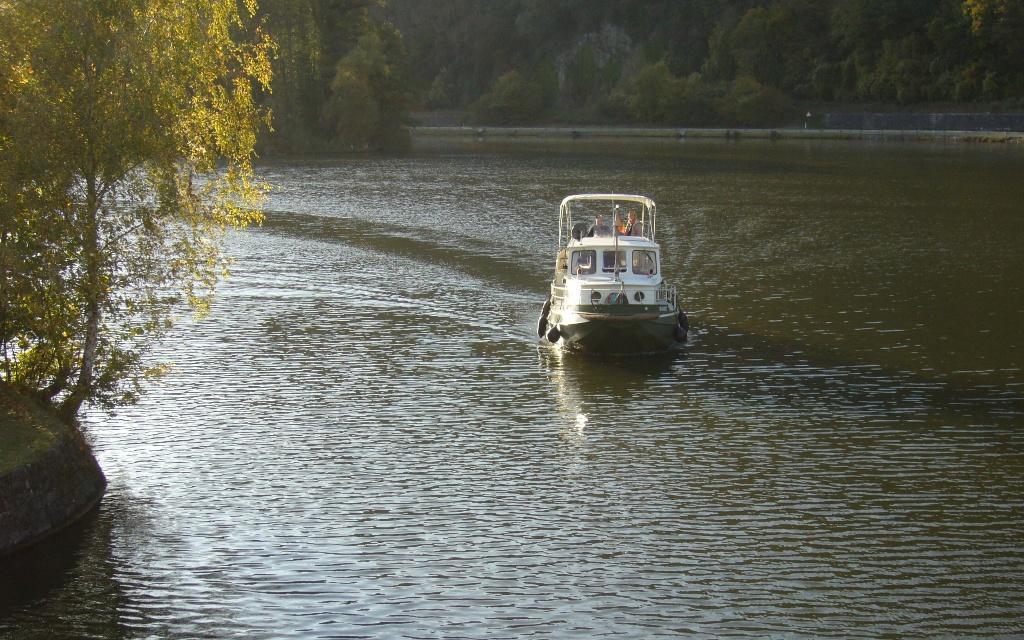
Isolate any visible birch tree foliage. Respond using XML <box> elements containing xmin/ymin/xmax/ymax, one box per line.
<box><xmin>0</xmin><ymin>0</ymin><xmax>274</xmax><ymax>417</ymax></box>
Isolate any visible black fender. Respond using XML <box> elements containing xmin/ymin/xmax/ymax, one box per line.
<box><xmin>537</xmin><ymin>297</ymin><xmax>552</xmax><ymax>338</ymax></box>
<box><xmin>546</xmin><ymin>326</ymin><xmax>561</xmax><ymax>343</ymax></box>
<box><xmin>674</xmin><ymin>310</ymin><xmax>689</xmax><ymax>342</ymax></box>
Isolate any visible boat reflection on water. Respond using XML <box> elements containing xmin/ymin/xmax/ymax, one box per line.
<box><xmin>537</xmin><ymin>344</ymin><xmax>682</xmax><ymax>450</ymax></box>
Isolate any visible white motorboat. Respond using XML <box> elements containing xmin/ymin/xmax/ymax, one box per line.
<box><xmin>537</xmin><ymin>194</ymin><xmax>687</xmax><ymax>352</ymax></box>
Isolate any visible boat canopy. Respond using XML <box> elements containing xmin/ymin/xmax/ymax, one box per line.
<box><xmin>558</xmin><ymin>194</ymin><xmax>658</xmax><ymax>248</ymax></box>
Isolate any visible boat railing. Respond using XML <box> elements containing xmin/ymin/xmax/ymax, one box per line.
<box><xmin>656</xmin><ymin>283</ymin><xmax>677</xmax><ymax>307</ymax></box>
<box><xmin>558</xmin><ymin>194</ymin><xmax>657</xmax><ymax>248</ymax></box>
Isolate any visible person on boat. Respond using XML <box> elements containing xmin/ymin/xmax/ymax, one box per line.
<box><xmin>625</xmin><ymin>209</ymin><xmax>643</xmax><ymax>236</ymax></box>
<box><xmin>613</xmin><ymin>210</ymin><xmax>626</xmax><ymax>235</ymax></box>
<box><xmin>587</xmin><ymin>215</ymin><xmax>613</xmax><ymax>237</ymax></box>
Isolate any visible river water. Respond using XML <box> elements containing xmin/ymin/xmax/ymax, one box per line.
<box><xmin>2</xmin><ymin>139</ymin><xmax>1023</xmax><ymax>638</ymax></box>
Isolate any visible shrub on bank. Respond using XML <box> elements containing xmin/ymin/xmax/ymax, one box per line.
<box><xmin>717</xmin><ymin>76</ymin><xmax>795</xmax><ymax>127</ymax></box>
<box><xmin>471</xmin><ymin>71</ymin><xmax>546</xmax><ymax>125</ymax></box>
<box><xmin>625</xmin><ymin>62</ymin><xmax>793</xmax><ymax>127</ymax></box>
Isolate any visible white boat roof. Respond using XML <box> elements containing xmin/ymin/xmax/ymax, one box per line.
<box><xmin>558</xmin><ymin>193</ymin><xmax>660</xmax><ymax>246</ymax></box>
<box><xmin>570</xmin><ymin>235</ymin><xmax>658</xmax><ymax>248</ymax></box>
<box><xmin>560</xmin><ymin>194</ymin><xmax>655</xmax><ymax>209</ymax></box>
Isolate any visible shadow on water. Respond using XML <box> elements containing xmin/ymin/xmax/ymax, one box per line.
<box><xmin>0</xmin><ymin>508</ymin><xmax>101</xmax><ymax>610</ymax></box>
<box><xmin>259</xmin><ymin>209</ymin><xmax>549</xmax><ymax>289</ymax></box>
<box><xmin>684</xmin><ymin>323</ymin><xmax>1024</xmax><ymax>427</ymax></box>
<box><xmin>0</xmin><ymin>496</ymin><xmax>133</xmax><ymax>640</ymax></box>
<box><xmin>534</xmin><ymin>317</ymin><xmax>1023</xmax><ymax>443</ymax></box>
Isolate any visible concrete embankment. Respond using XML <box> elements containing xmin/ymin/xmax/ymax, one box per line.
<box><xmin>0</xmin><ymin>388</ymin><xmax>106</xmax><ymax>555</ymax></box>
<box><xmin>413</xmin><ymin>125</ymin><xmax>1024</xmax><ymax>144</ymax></box>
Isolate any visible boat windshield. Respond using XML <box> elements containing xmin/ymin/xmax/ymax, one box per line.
<box><xmin>632</xmin><ymin>250</ymin><xmax>657</xmax><ymax>275</ymax></box>
<box><xmin>602</xmin><ymin>250</ymin><xmax>626</xmax><ymax>273</ymax></box>
<box><xmin>571</xmin><ymin>250</ymin><xmax>596</xmax><ymax>275</ymax></box>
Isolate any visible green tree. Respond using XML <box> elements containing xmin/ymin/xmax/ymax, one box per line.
<box><xmin>260</xmin><ymin>0</ymin><xmax>413</xmax><ymax>152</ymax></box>
<box><xmin>962</xmin><ymin>0</ymin><xmax>1024</xmax><ymax>98</ymax></box>
<box><xmin>425</xmin><ymin>67</ymin><xmax>456</xmax><ymax>109</ymax></box>
<box><xmin>717</xmin><ymin>76</ymin><xmax>794</xmax><ymax>127</ymax></box>
<box><xmin>565</xmin><ymin>44</ymin><xmax>600</xmax><ymax>107</ymax></box>
<box><xmin>702</xmin><ymin>24</ymin><xmax>736</xmax><ymax>82</ymax></box>
<box><xmin>0</xmin><ymin>0</ymin><xmax>273</xmax><ymax>417</ymax></box>
<box><xmin>627</xmin><ymin>63</ymin><xmax>724</xmax><ymax>126</ymax></box>
<box><xmin>471</xmin><ymin>70</ymin><xmax>545</xmax><ymax>124</ymax></box>
<box><xmin>322</xmin><ymin>25</ymin><xmax>413</xmax><ymax>151</ymax></box>
<box><xmin>629</xmin><ymin>61</ymin><xmax>679</xmax><ymax>123</ymax></box>
<box><xmin>731</xmin><ymin>7</ymin><xmax>781</xmax><ymax>87</ymax></box>
<box><xmin>868</xmin><ymin>36</ymin><xmax>929</xmax><ymax>103</ymax></box>
<box><xmin>257</xmin><ymin>0</ymin><xmax>323</xmax><ymax>151</ymax></box>
<box><xmin>673</xmin><ymin>74</ymin><xmax>726</xmax><ymax>126</ymax></box>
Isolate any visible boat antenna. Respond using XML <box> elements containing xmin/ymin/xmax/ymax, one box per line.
<box><xmin>613</xmin><ymin>203</ymin><xmax>620</xmax><ymax>282</ymax></box>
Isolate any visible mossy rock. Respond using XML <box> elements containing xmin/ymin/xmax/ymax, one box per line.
<box><xmin>0</xmin><ymin>384</ymin><xmax>106</xmax><ymax>554</ymax></box>
<box><xmin>0</xmin><ymin>386</ymin><xmax>61</xmax><ymax>476</ymax></box>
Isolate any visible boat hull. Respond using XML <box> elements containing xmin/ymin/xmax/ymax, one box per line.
<box><xmin>552</xmin><ymin>305</ymin><xmax>680</xmax><ymax>353</ymax></box>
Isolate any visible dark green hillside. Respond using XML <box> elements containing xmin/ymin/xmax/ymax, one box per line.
<box><xmin>381</xmin><ymin>0</ymin><xmax>1024</xmax><ymax>127</ymax></box>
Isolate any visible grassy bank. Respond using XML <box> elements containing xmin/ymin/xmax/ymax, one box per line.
<box><xmin>0</xmin><ymin>386</ymin><xmax>60</xmax><ymax>476</ymax></box>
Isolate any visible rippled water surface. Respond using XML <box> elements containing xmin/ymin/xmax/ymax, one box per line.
<box><xmin>3</xmin><ymin>139</ymin><xmax>1024</xmax><ymax>638</ymax></box>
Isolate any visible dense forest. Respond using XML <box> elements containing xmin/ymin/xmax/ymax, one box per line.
<box><xmin>258</xmin><ymin>0</ymin><xmax>412</xmax><ymax>153</ymax></box>
<box><xmin>259</xmin><ymin>0</ymin><xmax>1024</xmax><ymax>150</ymax></box>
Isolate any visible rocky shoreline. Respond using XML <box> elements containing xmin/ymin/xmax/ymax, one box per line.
<box><xmin>0</xmin><ymin>391</ymin><xmax>106</xmax><ymax>555</ymax></box>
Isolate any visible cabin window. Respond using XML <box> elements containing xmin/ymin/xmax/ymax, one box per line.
<box><xmin>632</xmin><ymin>250</ymin><xmax>657</xmax><ymax>275</ymax></box>
<box><xmin>602</xmin><ymin>250</ymin><xmax>626</xmax><ymax>273</ymax></box>
<box><xmin>570</xmin><ymin>250</ymin><xmax>596</xmax><ymax>275</ymax></box>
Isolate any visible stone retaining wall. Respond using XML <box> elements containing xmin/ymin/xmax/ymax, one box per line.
<box><xmin>412</xmin><ymin>125</ymin><xmax>1024</xmax><ymax>144</ymax></box>
<box><xmin>825</xmin><ymin>112</ymin><xmax>1024</xmax><ymax>132</ymax></box>
<box><xmin>0</xmin><ymin>421</ymin><xmax>106</xmax><ymax>555</ymax></box>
